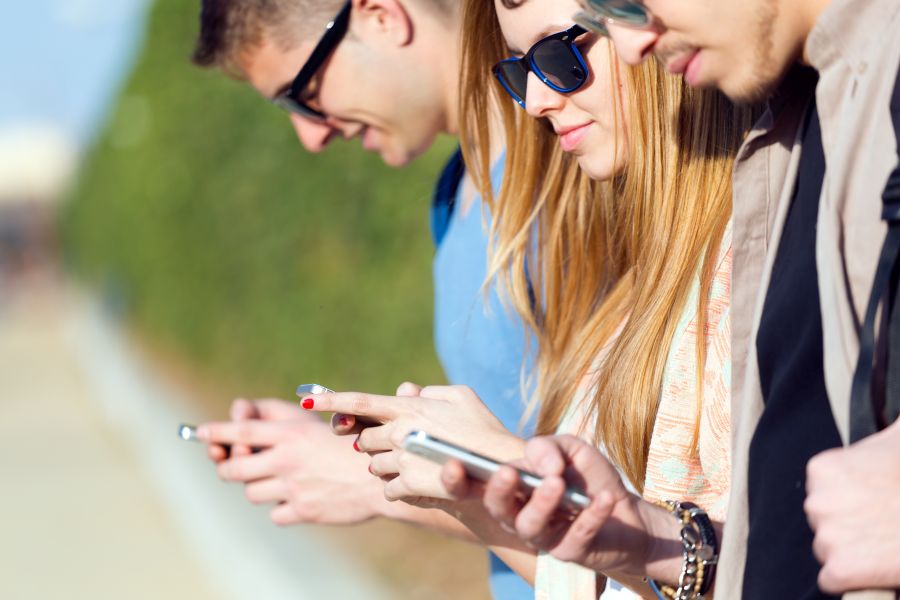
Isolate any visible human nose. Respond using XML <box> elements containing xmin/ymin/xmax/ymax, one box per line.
<box><xmin>288</xmin><ymin>113</ymin><xmax>336</xmax><ymax>153</ymax></box>
<box><xmin>606</xmin><ymin>22</ymin><xmax>660</xmax><ymax>65</ymax></box>
<box><xmin>524</xmin><ymin>72</ymin><xmax>566</xmax><ymax>119</ymax></box>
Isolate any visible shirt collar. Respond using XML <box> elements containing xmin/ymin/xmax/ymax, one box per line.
<box><xmin>806</xmin><ymin>0</ymin><xmax>899</xmax><ymax>75</ymax></box>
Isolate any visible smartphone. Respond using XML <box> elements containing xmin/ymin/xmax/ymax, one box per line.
<box><xmin>296</xmin><ymin>383</ymin><xmax>382</xmax><ymax>427</ymax></box>
<box><xmin>178</xmin><ymin>424</ymin><xmax>200</xmax><ymax>442</ymax></box>
<box><xmin>403</xmin><ymin>430</ymin><xmax>591</xmax><ymax>512</ymax></box>
<box><xmin>176</xmin><ymin>421</ymin><xmax>271</xmax><ymax>461</ymax></box>
<box><xmin>296</xmin><ymin>383</ymin><xmax>334</xmax><ymax>396</ymax></box>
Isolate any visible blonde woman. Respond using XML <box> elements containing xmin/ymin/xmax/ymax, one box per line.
<box><xmin>303</xmin><ymin>0</ymin><xmax>755</xmax><ymax>596</ymax></box>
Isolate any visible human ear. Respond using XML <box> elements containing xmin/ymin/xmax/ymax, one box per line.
<box><xmin>351</xmin><ymin>0</ymin><xmax>414</xmax><ymax>47</ymax></box>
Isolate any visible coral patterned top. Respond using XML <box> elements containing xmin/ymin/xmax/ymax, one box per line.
<box><xmin>535</xmin><ymin>223</ymin><xmax>733</xmax><ymax>600</ymax></box>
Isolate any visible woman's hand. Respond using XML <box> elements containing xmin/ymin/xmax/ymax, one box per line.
<box><xmin>195</xmin><ymin>398</ymin><xmax>386</xmax><ymax>525</ymax></box>
<box><xmin>301</xmin><ymin>383</ymin><xmax>525</xmax><ymax>505</ymax></box>
<box><xmin>442</xmin><ymin>435</ymin><xmax>687</xmax><ymax>584</ymax></box>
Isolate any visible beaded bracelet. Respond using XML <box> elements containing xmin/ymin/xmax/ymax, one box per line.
<box><xmin>647</xmin><ymin>500</ymin><xmax>719</xmax><ymax>600</ymax></box>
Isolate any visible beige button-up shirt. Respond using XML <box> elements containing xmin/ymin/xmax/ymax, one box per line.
<box><xmin>721</xmin><ymin>0</ymin><xmax>900</xmax><ymax>598</ymax></box>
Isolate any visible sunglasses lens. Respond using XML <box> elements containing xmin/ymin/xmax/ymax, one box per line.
<box><xmin>532</xmin><ymin>40</ymin><xmax>587</xmax><ymax>91</ymax></box>
<box><xmin>494</xmin><ymin>61</ymin><xmax>529</xmax><ymax>104</ymax></box>
<box><xmin>586</xmin><ymin>0</ymin><xmax>649</xmax><ymax>25</ymax></box>
<box><xmin>574</xmin><ymin>11</ymin><xmax>610</xmax><ymax>36</ymax></box>
<box><xmin>273</xmin><ymin>94</ymin><xmax>326</xmax><ymax>122</ymax></box>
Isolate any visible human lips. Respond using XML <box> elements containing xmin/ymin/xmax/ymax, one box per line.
<box><xmin>665</xmin><ymin>49</ymin><xmax>703</xmax><ymax>86</ymax></box>
<box><xmin>556</xmin><ymin>122</ymin><xmax>593</xmax><ymax>152</ymax></box>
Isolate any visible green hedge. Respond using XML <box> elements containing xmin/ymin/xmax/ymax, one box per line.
<box><xmin>62</xmin><ymin>0</ymin><xmax>452</xmax><ymax>400</ymax></box>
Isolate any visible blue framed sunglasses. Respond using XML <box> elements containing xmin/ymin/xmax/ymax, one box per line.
<box><xmin>492</xmin><ymin>24</ymin><xmax>590</xmax><ymax>109</ymax></box>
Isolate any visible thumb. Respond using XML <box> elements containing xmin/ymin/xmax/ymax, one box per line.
<box><xmin>441</xmin><ymin>459</ymin><xmax>485</xmax><ymax>500</ymax></box>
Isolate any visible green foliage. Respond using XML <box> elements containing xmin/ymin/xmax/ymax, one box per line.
<box><xmin>62</xmin><ymin>0</ymin><xmax>452</xmax><ymax>400</ymax></box>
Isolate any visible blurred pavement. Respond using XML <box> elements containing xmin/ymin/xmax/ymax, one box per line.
<box><xmin>0</xmin><ymin>277</ymin><xmax>393</xmax><ymax>600</ymax></box>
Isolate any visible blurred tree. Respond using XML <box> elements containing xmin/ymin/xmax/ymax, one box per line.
<box><xmin>62</xmin><ymin>0</ymin><xmax>453</xmax><ymax>401</ymax></box>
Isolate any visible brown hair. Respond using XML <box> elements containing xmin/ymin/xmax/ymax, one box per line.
<box><xmin>192</xmin><ymin>0</ymin><xmax>343</xmax><ymax>76</ymax></box>
<box><xmin>461</xmin><ymin>0</ymin><xmax>755</xmax><ymax>490</ymax></box>
<box><xmin>192</xmin><ymin>0</ymin><xmax>457</xmax><ymax>76</ymax></box>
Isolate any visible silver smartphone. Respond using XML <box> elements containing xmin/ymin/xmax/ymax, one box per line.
<box><xmin>296</xmin><ymin>383</ymin><xmax>334</xmax><ymax>396</ymax></box>
<box><xmin>403</xmin><ymin>430</ymin><xmax>591</xmax><ymax>512</ymax></box>
<box><xmin>178</xmin><ymin>423</ymin><xmax>199</xmax><ymax>441</ymax></box>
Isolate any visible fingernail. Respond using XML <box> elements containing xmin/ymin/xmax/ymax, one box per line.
<box><xmin>301</xmin><ymin>398</ymin><xmax>314</xmax><ymax>409</ymax></box>
<box><xmin>338</xmin><ymin>415</ymin><xmax>349</xmax><ymax>427</ymax></box>
<box><xmin>353</xmin><ymin>439</ymin><xmax>361</xmax><ymax>452</ymax></box>
<box><xmin>196</xmin><ymin>426</ymin><xmax>208</xmax><ymax>441</ymax></box>
<box><xmin>368</xmin><ymin>465</ymin><xmax>374</xmax><ymax>475</ymax></box>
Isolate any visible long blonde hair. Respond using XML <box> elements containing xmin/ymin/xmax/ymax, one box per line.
<box><xmin>460</xmin><ymin>0</ymin><xmax>755</xmax><ymax>491</ymax></box>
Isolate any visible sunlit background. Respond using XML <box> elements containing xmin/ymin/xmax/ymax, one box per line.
<box><xmin>0</xmin><ymin>1</ymin><xmax>488</xmax><ymax>598</ymax></box>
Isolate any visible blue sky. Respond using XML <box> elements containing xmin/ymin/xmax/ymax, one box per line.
<box><xmin>0</xmin><ymin>0</ymin><xmax>151</xmax><ymax>147</ymax></box>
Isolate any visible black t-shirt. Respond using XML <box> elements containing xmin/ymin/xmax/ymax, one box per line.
<box><xmin>744</xmin><ymin>101</ymin><xmax>843</xmax><ymax>599</ymax></box>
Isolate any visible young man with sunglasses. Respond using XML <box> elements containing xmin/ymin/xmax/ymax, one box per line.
<box><xmin>190</xmin><ymin>1</ymin><xmax>535</xmax><ymax>598</ymax></box>
<box><xmin>571</xmin><ymin>0</ymin><xmax>900</xmax><ymax>598</ymax></box>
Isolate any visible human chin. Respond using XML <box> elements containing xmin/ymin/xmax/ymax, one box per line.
<box><xmin>386</xmin><ymin>132</ymin><xmax>439</xmax><ymax>167</ymax></box>
<box><xmin>358</xmin><ymin>128</ymin><xmax>406</xmax><ymax>166</ymax></box>
<box><xmin>378</xmin><ymin>147</ymin><xmax>412</xmax><ymax>167</ymax></box>
<box><xmin>576</xmin><ymin>151</ymin><xmax>621</xmax><ymax>182</ymax></box>
<box><xmin>380</xmin><ymin>138</ymin><xmax>419</xmax><ymax>167</ymax></box>
<box><xmin>716</xmin><ymin>59</ymin><xmax>782</xmax><ymax>104</ymax></box>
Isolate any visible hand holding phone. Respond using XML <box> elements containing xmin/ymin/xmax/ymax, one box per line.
<box><xmin>296</xmin><ymin>383</ymin><xmax>382</xmax><ymax>429</ymax></box>
<box><xmin>403</xmin><ymin>430</ymin><xmax>591</xmax><ymax>512</ymax></box>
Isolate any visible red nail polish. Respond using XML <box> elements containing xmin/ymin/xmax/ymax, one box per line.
<box><xmin>353</xmin><ymin>439</ymin><xmax>360</xmax><ymax>452</ymax></box>
<box><xmin>337</xmin><ymin>415</ymin><xmax>349</xmax><ymax>427</ymax></box>
<box><xmin>301</xmin><ymin>398</ymin><xmax>314</xmax><ymax>409</ymax></box>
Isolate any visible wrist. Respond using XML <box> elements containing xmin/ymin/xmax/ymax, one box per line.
<box><xmin>643</xmin><ymin>501</ymin><xmax>685</xmax><ymax>575</ymax></box>
<box><xmin>609</xmin><ymin>497</ymin><xmax>684</xmax><ymax>582</ymax></box>
<box><xmin>645</xmin><ymin>501</ymin><xmax>721</xmax><ymax>599</ymax></box>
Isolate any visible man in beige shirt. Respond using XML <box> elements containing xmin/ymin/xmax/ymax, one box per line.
<box><xmin>581</xmin><ymin>0</ymin><xmax>900</xmax><ymax>596</ymax></box>
<box><xmin>452</xmin><ymin>0</ymin><xmax>898</xmax><ymax>597</ymax></box>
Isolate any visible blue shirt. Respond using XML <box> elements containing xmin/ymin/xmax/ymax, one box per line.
<box><xmin>432</xmin><ymin>152</ymin><xmax>535</xmax><ymax>599</ymax></box>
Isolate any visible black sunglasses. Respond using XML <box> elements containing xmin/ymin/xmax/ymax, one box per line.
<box><xmin>493</xmin><ymin>25</ymin><xmax>590</xmax><ymax>109</ymax></box>
<box><xmin>272</xmin><ymin>0</ymin><xmax>351</xmax><ymax>121</ymax></box>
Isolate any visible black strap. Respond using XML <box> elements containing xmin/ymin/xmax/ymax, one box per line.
<box><xmin>882</xmin><ymin>145</ymin><xmax>900</xmax><ymax>430</ymax></box>
<box><xmin>849</xmin><ymin>61</ymin><xmax>900</xmax><ymax>442</ymax></box>
<box><xmin>430</xmin><ymin>147</ymin><xmax>465</xmax><ymax>248</ymax></box>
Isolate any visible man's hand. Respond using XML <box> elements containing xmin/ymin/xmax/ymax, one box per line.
<box><xmin>805</xmin><ymin>419</ymin><xmax>900</xmax><ymax>593</ymax></box>
<box><xmin>442</xmin><ymin>435</ymin><xmax>686</xmax><ymax>584</ymax></box>
<box><xmin>197</xmin><ymin>398</ymin><xmax>385</xmax><ymax>526</ymax></box>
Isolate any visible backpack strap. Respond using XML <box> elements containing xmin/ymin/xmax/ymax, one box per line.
<box><xmin>430</xmin><ymin>146</ymin><xmax>465</xmax><ymax>248</ymax></box>
<box><xmin>849</xmin><ymin>60</ymin><xmax>900</xmax><ymax>442</ymax></box>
